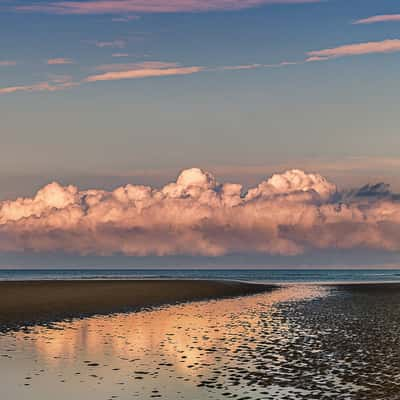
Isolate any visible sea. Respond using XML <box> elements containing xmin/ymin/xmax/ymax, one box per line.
<box><xmin>1</xmin><ymin>268</ymin><xmax>400</xmax><ymax>283</ymax></box>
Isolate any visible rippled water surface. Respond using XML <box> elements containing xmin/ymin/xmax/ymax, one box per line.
<box><xmin>3</xmin><ymin>284</ymin><xmax>400</xmax><ymax>400</ymax></box>
<box><xmin>1</xmin><ymin>286</ymin><xmax>329</xmax><ymax>400</ymax></box>
<box><xmin>2</xmin><ymin>269</ymin><xmax>400</xmax><ymax>282</ymax></box>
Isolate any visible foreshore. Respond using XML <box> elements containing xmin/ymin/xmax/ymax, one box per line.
<box><xmin>2</xmin><ymin>281</ymin><xmax>400</xmax><ymax>398</ymax></box>
<box><xmin>0</xmin><ymin>279</ymin><xmax>273</xmax><ymax>331</ymax></box>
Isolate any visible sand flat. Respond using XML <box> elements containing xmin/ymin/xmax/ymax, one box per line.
<box><xmin>1</xmin><ymin>283</ymin><xmax>400</xmax><ymax>399</ymax></box>
<box><xmin>0</xmin><ymin>279</ymin><xmax>273</xmax><ymax>330</ymax></box>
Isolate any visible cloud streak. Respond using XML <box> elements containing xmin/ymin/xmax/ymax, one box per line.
<box><xmin>17</xmin><ymin>0</ymin><xmax>320</xmax><ymax>15</ymax></box>
<box><xmin>111</xmin><ymin>14</ymin><xmax>140</xmax><ymax>22</ymax></box>
<box><xmin>94</xmin><ymin>61</ymin><xmax>180</xmax><ymax>72</ymax></box>
<box><xmin>4</xmin><ymin>37</ymin><xmax>400</xmax><ymax>96</ymax></box>
<box><xmin>306</xmin><ymin>39</ymin><xmax>400</xmax><ymax>61</ymax></box>
<box><xmin>95</xmin><ymin>39</ymin><xmax>126</xmax><ymax>48</ymax></box>
<box><xmin>353</xmin><ymin>14</ymin><xmax>400</xmax><ymax>25</ymax></box>
<box><xmin>0</xmin><ymin>79</ymin><xmax>77</xmax><ymax>94</ymax></box>
<box><xmin>1</xmin><ymin>168</ymin><xmax>400</xmax><ymax>257</ymax></box>
<box><xmin>85</xmin><ymin>65</ymin><xmax>203</xmax><ymax>82</ymax></box>
<box><xmin>0</xmin><ymin>62</ymin><xmax>201</xmax><ymax>94</ymax></box>
<box><xmin>0</xmin><ymin>60</ymin><xmax>17</xmax><ymax>67</ymax></box>
<box><xmin>112</xmin><ymin>53</ymin><xmax>129</xmax><ymax>57</ymax></box>
<box><xmin>219</xmin><ymin>64</ymin><xmax>262</xmax><ymax>71</ymax></box>
<box><xmin>47</xmin><ymin>58</ymin><xmax>74</xmax><ymax>65</ymax></box>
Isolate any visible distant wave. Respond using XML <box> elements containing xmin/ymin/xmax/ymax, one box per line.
<box><xmin>1</xmin><ymin>269</ymin><xmax>400</xmax><ymax>283</ymax></box>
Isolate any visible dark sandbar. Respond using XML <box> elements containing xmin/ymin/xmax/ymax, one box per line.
<box><xmin>0</xmin><ymin>279</ymin><xmax>273</xmax><ymax>330</ymax></box>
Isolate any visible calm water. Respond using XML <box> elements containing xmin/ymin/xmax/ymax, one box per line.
<box><xmin>0</xmin><ymin>268</ymin><xmax>400</xmax><ymax>283</ymax></box>
<box><xmin>0</xmin><ymin>286</ymin><xmax>330</xmax><ymax>400</ymax></box>
<box><xmin>2</xmin><ymin>280</ymin><xmax>400</xmax><ymax>399</ymax></box>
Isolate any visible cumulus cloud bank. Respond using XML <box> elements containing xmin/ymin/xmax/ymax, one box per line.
<box><xmin>1</xmin><ymin>168</ymin><xmax>400</xmax><ymax>257</ymax></box>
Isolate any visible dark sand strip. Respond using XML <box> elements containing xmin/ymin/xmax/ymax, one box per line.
<box><xmin>332</xmin><ymin>282</ymin><xmax>400</xmax><ymax>291</ymax></box>
<box><xmin>0</xmin><ymin>280</ymin><xmax>273</xmax><ymax>331</ymax></box>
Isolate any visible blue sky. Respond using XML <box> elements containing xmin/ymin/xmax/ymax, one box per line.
<box><xmin>1</xmin><ymin>0</ymin><xmax>400</xmax><ymax>191</ymax></box>
<box><xmin>1</xmin><ymin>0</ymin><xmax>400</xmax><ymax>267</ymax></box>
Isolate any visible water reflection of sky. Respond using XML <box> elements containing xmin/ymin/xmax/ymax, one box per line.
<box><xmin>0</xmin><ymin>286</ymin><xmax>326</xmax><ymax>400</ymax></box>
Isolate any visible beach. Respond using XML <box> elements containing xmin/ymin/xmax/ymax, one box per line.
<box><xmin>0</xmin><ymin>279</ymin><xmax>272</xmax><ymax>331</ymax></box>
<box><xmin>1</xmin><ymin>281</ymin><xmax>400</xmax><ymax>399</ymax></box>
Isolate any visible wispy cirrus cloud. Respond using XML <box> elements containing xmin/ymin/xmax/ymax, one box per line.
<box><xmin>83</xmin><ymin>60</ymin><xmax>302</xmax><ymax>85</ymax></box>
<box><xmin>353</xmin><ymin>14</ymin><xmax>400</xmax><ymax>25</ymax></box>
<box><xmin>94</xmin><ymin>61</ymin><xmax>180</xmax><ymax>72</ymax></box>
<box><xmin>0</xmin><ymin>76</ymin><xmax>77</xmax><ymax>94</ymax></box>
<box><xmin>95</xmin><ymin>39</ymin><xmax>126</xmax><ymax>48</ymax></box>
<box><xmin>111</xmin><ymin>14</ymin><xmax>140</xmax><ymax>22</ymax></box>
<box><xmin>16</xmin><ymin>0</ymin><xmax>321</xmax><ymax>15</ymax></box>
<box><xmin>219</xmin><ymin>64</ymin><xmax>262</xmax><ymax>71</ymax></box>
<box><xmin>214</xmin><ymin>61</ymin><xmax>301</xmax><ymax>72</ymax></box>
<box><xmin>0</xmin><ymin>62</ymin><xmax>203</xmax><ymax>94</ymax></box>
<box><xmin>85</xmin><ymin>65</ymin><xmax>203</xmax><ymax>82</ymax></box>
<box><xmin>306</xmin><ymin>39</ymin><xmax>400</xmax><ymax>61</ymax></box>
<box><xmin>5</xmin><ymin>35</ymin><xmax>400</xmax><ymax>96</ymax></box>
<box><xmin>0</xmin><ymin>81</ymin><xmax>75</xmax><ymax>94</ymax></box>
<box><xmin>0</xmin><ymin>60</ymin><xmax>17</xmax><ymax>67</ymax></box>
<box><xmin>112</xmin><ymin>53</ymin><xmax>129</xmax><ymax>57</ymax></box>
<box><xmin>47</xmin><ymin>57</ymin><xmax>74</xmax><ymax>65</ymax></box>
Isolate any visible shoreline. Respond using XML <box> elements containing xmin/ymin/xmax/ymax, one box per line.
<box><xmin>0</xmin><ymin>279</ymin><xmax>273</xmax><ymax>332</ymax></box>
<box><xmin>2</xmin><ymin>279</ymin><xmax>399</xmax><ymax>333</ymax></box>
<box><xmin>264</xmin><ymin>280</ymin><xmax>400</xmax><ymax>285</ymax></box>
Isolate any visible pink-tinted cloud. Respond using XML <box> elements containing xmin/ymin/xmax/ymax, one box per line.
<box><xmin>214</xmin><ymin>61</ymin><xmax>301</xmax><ymax>72</ymax></box>
<box><xmin>0</xmin><ymin>62</ymin><xmax>202</xmax><ymax>94</ymax></box>
<box><xmin>0</xmin><ymin>59</ymin><xmax>300</xmax><ymax>95</ymax></box>
<box><xmin>95</xmin><ymin>61</ymin><xmax>180</xmax><ymax>72</ymax></box>
<box><xmin>0</xmin><ymin>78</ymin><xmax>78</xmax><ymax>95</ymax></box>
<box><xmin>95</xmin><ymin>39</ymin><xmax>126</xmax><ymax>48</ymax></box>
<box><xmin>47</xmin><ymin>57</ymin><xmax>74</xmax><ymax>65</ymax></box>
<box><xmin>10</xmin><ymin>41</ymin><xmax>398</xmax><ymax>96</ymax></box>
<box><xmin>17</xmin><ymin>0</ymin><xmax>320</xmax><ymax>15</ymax></box>
<box><xmin>220</xmin><ymin>64</ymin><xmax>262</xmax><ymax>71</ymax></box>
<box><xmin>112</xmin><ymin>14</ymin><xmax>140</xmax><ymax>22</ymax></box>
<box><xmin>306</xmin><ymin>39</ymin><xmax>400</xmax><ymax>61</ymax></box>
<box><xmin>0</xmin><ymin>60</ymin><xmax>17</xmax><ymax>67</ymax></box>
<box><xmin>112</xmin><ymin>53</ymin><xmax>129</xmax><ymax>57</ymax></box>
<box><xmin>353</xmin><ymin>14</ymin><xmax>400</xmax><ymax>25</ymax></box>
<box><xmin>85</xmin><ymin>65</ymin><xmax>203</xmax><ymax>82</ymax></box>
<box><xmin>1</xmin><ymin>168</ymin><xmax>400</xmax><ymax>256</ymax></box>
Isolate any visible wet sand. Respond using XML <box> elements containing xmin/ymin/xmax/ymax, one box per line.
<box><xmin>0</xmin><ymin>279</ymin><xmax>273</xmax><ymax>331</ymax></box>
<box><xmin>2</xmin><ymin>282</ymin><xmax>400</xmax><ymax>399</ymax></box>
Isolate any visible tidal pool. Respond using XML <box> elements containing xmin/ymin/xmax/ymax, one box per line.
<box><xmin>0</xmin><ymin>285</ymin><xmax>337</xmax><ymax>400</ymax></box>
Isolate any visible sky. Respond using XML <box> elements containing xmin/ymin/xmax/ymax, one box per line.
<box><xmin>1</xmin><ymin>0</ymin><xmax>400</xmax><ymax>268</ymax></box>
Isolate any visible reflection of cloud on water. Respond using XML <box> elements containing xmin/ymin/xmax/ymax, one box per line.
<box><xmin>3</xmin><ymin>285</ymin><xmax>334</xmax><ymax>400</ymax></box>
<box><xmin>14</xmin><ymin>285</ymin><xmax>324</xmax><ymax>373</ymax></box>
